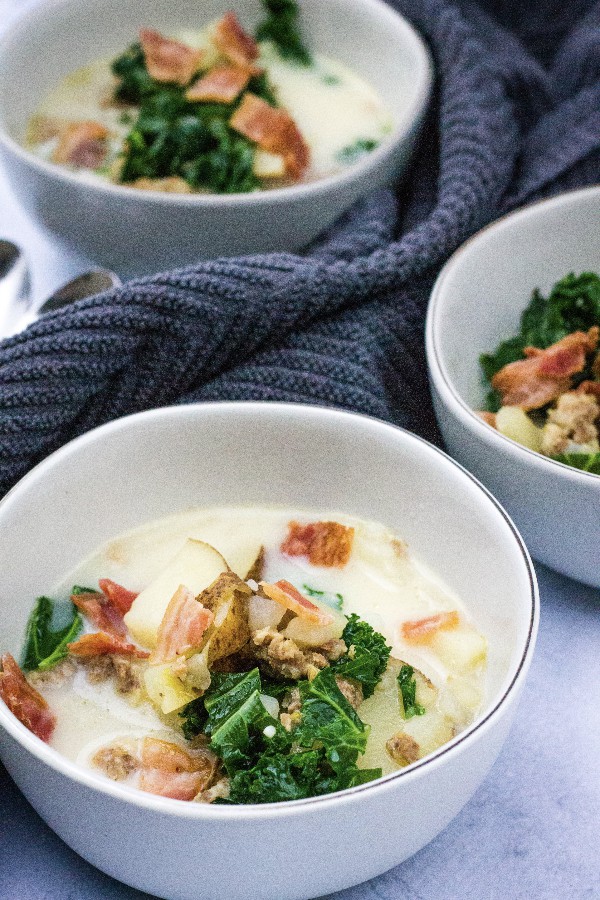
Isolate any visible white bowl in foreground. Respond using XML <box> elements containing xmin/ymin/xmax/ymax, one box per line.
<box><xmin>0</xmin><ymin>403</ymin><xmax>537</xmax><ymax>900</ymax></box>
<box><xmin>0</xmin><ymin>0</ymin><xmax>432</xmax><ymax>276</ymax></box>
<box><xmin>426</xmin><ymin>186</ymin><xmax>600</xmax><ymax>586</ymax></box>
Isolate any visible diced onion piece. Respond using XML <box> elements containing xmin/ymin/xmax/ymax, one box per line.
<box><xmin>248</xmin><ymin>593</ymin><xmax>285</xmax><ymax>631</ymax></box>
<box><xmin>496</xmin><ymin>406</ymin><xmax>543</xmax><ymax>452</ymax></box>
<box><xmin>259</xmin><ymin>694</ymin><xmax>280</xmax><ymax>719</ymax></box>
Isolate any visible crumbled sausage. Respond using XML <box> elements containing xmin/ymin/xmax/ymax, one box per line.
<box><xmin>335</xmin><ymin>676</ymin><xmax>363</xmax><ymax>710</ymax></box>
<box><xmin>92</xmin><ymin>745</ymin><xmax>139</xmax><ymax>781</ymax></box>
<box><xmin>541</xmin><ymin>390</ymin><xmax>600</xmax><ymax>456</ymax></box>
<box><xmin>251</xmin><ymin>627</ymin><xmax>331</xmax><ymax>681</ymax></box>
<box><xmin>194</xmin><ymin>776</ymin><xmax>231</xmax><ymax>804</ymax></box>
<box><xmin>386</xmin><ymin>732</ymin><xmax>420</xmax><ymax>766</ymax></box>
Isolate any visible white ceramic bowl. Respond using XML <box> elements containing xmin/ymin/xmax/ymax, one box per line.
<box><xmin>0</xmin><ymin>402</ymin><xmax>536</xmax><ymax>900</ymax></box>
<box><xmin>426</xmin><ymin>186</ymin><xmax>600</xmax><ymax>587</ymax></box>
<box><xmin>0</xmin><ymin>0</ymin><xmax>432</xmax><ymax>277</ymax></box>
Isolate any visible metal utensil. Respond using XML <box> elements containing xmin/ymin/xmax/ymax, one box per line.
<box><xmin>0</xmin><ymin>240</ymin><xmax>30</xmax><ymax>336</ymax></box>
<box><xmin>1</xmin><ymin>265</ymin><xmax>121</xmax><ymax>338</ymax></box>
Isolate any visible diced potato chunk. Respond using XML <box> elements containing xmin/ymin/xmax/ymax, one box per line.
<box><xmin>496</xmin><ymin>406</ymin><xmax>543</xmax><ymax>452</ymax></box>
<box><xmin>124</xmin><ymin>540</ymin><xmax>229</xmax><ymax>648</ymax></box>
<box><xmin>253</xmin><ymin>149</ymin><xmax>286</xmax><ymax>178</ymax></box>
<box><xmin>144</xmin><ymin>662</ymin><xmax>197</xmax><ymax>714</ymax></box>
<box><xmin>198</xmin><ymin>571</ymin><xmax>252</xmax><ymax>663</ymax></box>
<box><xmin>429</xmin><ymin>626</ymin><xmax>487</xmax><ymax>672</ymax></box>
<box><xmin>358</xmin><ymin>658</ymin><xmax>455</xmax><ymax>774</ymax></box>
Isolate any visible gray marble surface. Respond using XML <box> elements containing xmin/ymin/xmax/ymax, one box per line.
<box><xmin>0</xmin><ymin>3</ymin><xmax>599</xmax><ymax>897</ymax></box>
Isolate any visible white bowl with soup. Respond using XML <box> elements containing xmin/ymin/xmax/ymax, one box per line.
<box><xmin>0</xmin><ymin>0</ymin><xmax>433</xmax><ymax>275</ymax></box>
<box><xmin>426</xmin><ymin>186</ymin><xmax>600</xmax><ymax>587</ymax></box>
<box><xmin>0</xmin><ymin>402</ymin><xmax>537</xmax><ymax>900</ymax></box>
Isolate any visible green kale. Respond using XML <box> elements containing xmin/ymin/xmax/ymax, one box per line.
<box><xmin>111</xmin><ymin>45</ymin><xmax>260</xmax><ymax>193</ymax></box>
<box><xmin>295</xmin><ymin>667</ymin><xmax>369</xmax><ymax>771</ymax></box>
<box><xmin>551</xmin><ymin>452</ymin><xmax>600</xmax><ymax>474</ymax></box>
<box><xmin>179</xmin><ymin>697</ymin><xmax>208</xmax><ymax>740</ymax></box>
<box><xmin>335</xmin><ymin>138</ymin><xmax>379</xmax><ymax>165</ymax></box>
<box><xmin>185</xmin><ymin>663</ymin><xmax>381</xmax><ymax>803</ymax></box>
<box><xmin>480</xmin><ymin>272</ymin><xmax>600</xmax><ymax>410</ymax></box>
<box><xmin>331</xmin><ymin>613</ymin><xmax>391</xmax><ymax>698</ymax></box>
<box><xmin>22</xmin><ymin>596</ymin><xmax>82</xmax><ymax>672</ymax></box>
<box><xmin>111</xmin><ymin>42</ymin><xmax>158</xmax><ymax>104</ymax></box>
<box><xmin>256</xmin><ymin>0</ymin><xmax>312</xmax><ymax>65</ymax></box>
<box><xmin>302</xmin><ymin>584</ymin><xmax>344</xmax><ymax>610</ymax></box>
<box><xmin>71</xmin><ymin>585</ymin><xmax>97</xmax><ymax>595</ymax></box>
<box><xmin>397</xmin><ymin>664</ymin><xmax>425</xmax><ymax>719</ymax></box>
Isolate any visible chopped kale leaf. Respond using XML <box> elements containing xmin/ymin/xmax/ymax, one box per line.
<box><xmin>256</xmin><ymin>0</ymin><xmax>312</xmax><ymax>66</ymax></box>
<box><xmin>112</xmin><ymin>45</ymin><xmax>260</xmax><ymax>193</ymax></box>
<box><xmin>331</xmin><ymin>613</ymin><xmax>391</xmax><ymax>698</ymax></box>
<box><xmin>397</xmin><ymin>664</ymin><xmax>425</xmax><ymax>719</ymax></box>
<box><xmin>336</xmin><ymin>138</ymin><xmax>379</xmax><ymax>165</ymax></box>
<box><xmin>551</xmin><ymin>452</ymin><xmax>600</xmax><ymax>474</ymax></box>
<box><xmin>179</xmin><ymin>697</ymin><xmax>208</xmax><ymax>740</ymax></box>
<box><xmin>22</xmin><ymin>595</ymin><xmax>82</xmax><ymax>672</ymax></box>
<box><xmin>480</xmin><ymin>272</ymin><xmax>600</xmax><ymax>411</ymax></box>
<box><xmin>185</xmin><ymin>661</ymin><xmax>381</xmax><ymax>803</ymax></box>
<box><xmin>302</xmin><ymin>584</ymin><xmax>344</xmax><ymax>610</ymax></box>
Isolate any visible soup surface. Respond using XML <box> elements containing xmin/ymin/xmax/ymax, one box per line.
<box><xmin>25</xmin><ymin>2</ymin><xmax>392</xmax><ymax>194</ymax></box>
<box><xmin>1</xmin><ymin>507</ymin><xmax>487</xmax><ymax>804</ymax></box>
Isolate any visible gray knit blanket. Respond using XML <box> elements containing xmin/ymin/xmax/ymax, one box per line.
<box><xmin>0</xmin><ymin>0</ymin><xmax>598</xmax><ymax>496</ymax></box>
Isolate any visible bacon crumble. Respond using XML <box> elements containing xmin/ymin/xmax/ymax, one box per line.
<box><xmin>52</xmin><ymin>121</ymin><xmax>109</xmax><ymax>169</ymax></box>
<box><xmin>280</xmin><ymin>520</ymin><xmax>354</xmax><ymax>567</ymax></box>
<box><xmin>230</xmin><ymin>92</ymin><xmax>309</xmax><ymax>179</ymax></box>
<box><xmin>139</xmin><ymin>28</ymin><xmax>204</xmax><ymax>85</ymax></box>
<box><xmin>212</xmin><ymin>12</ymin><xmax>261</xmax><ymax>73</ymax></box>
<box><xmin>186</xmin><ymin>64</ymin><xmax>252</xmax><ymax>103</ymax></box>
<box><xmin>0</xmin><ymin>654</ymin><xmax>56</xmax><ymax>742</ymax></box>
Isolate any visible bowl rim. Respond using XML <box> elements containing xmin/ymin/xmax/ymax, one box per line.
<box><xmin>0</xmin><ymin>401</ymin><xmax>538</xmax><ymax>819</ymax></box>
<box><xmin>0</xmin><ymin>0</ymin><xmax>433</xmax><ymax>208</ymax></box>
<box><xmin>426</xmin><ymin>184</ymin><xmax>600</xmax><ymax>484</ymax></box>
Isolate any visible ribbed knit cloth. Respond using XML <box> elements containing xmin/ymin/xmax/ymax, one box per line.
<box><xmin>0</xmin><ymin>0</ymin><xmax>598</xmax><ymax>497</ymax></box>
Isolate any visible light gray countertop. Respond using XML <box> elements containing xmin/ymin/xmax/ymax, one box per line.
<box><xmin>0</xmin><ymin>3</ymin><xmax>599</xmax><ymax>896</ymax></box>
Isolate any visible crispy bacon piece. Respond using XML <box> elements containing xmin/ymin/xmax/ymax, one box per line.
<box><xmin>576</xmin><ymin>380</ymin><xmax>600</xmax><ymax>398</ymax></box>
<box><xmin>71</xmin><ymin>588</ymin><xmax>127</xmax><ymax>638</ymax></box>
<box><xmin>259</xmin><ymin>580</ymin><xmax>334</xmax><ymax>624</ymax></box>
<box><xmin>491</xmin><ymin>328</ymin><xmax>599</xmax><ymax>411</ymax></box>
<box><xmin>92</xmin><ymin>736</ymin><xmax>218</xmax><ymax>801</ymax></box>
<box><xmin>52</xmin><ymin>121</ymin><xmax>109</xmax><ymax>168</ymax></box>
<box><xmin>186</xmin><ymin>64</ymin><xmax>251</xmax><ymax>103</ymax></box>
<box><xmin>477</xmin><ymin>410</ymin><xmax>497</xmax><ymax>428</ymax></box>
<box><xmin>213</xmin><ymin>12</ymin><xmax>260</xmax><ymax>71</ymax></box>
<box><xmin>139</xmin><ymin>737</ymin><xmax>218</xmax><ymax>800</ymax></box>
<box><xmin>67</xmin><ymin>632</ymin><xmax>150</xmax><ymax>658</ymax></box>
<box><xmin>140</xmin><ymin>28</ymin><xmax>204</xmax><ymax>85</ymax></box>
<box><xmin>230</xmin><ymin>93</ymin><xmax>309</xmax><ymax>179</ymax></box>
<box><xmin>401</xmin><ymin>611</ymin><xmax>460</xmax><ymax>644</ymax></box>
<box><xmin>280</xmin><ymin>520</ymin><xmax>354</xmax><ymax>567</ymax></box>
<box><xmin>98</xmin><ymin>579</ymin><xmax>138</xmax><ymax>615</ymax></box>
<box><xmin>0</xmin><ymin>654</ymin><xmax>56</xmax><ymax>742</ymax></box>
<box><xmin>150</xmin><ymin>586</ymin><xmax>214</xmax><ymax>664</ymax></box>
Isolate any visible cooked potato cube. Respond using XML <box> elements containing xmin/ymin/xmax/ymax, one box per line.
<box><xmin>124</xmin><ymin>540</ymin><xmax>229</xmax><ymax>648</ymax></box>
<box><xmin>144</xmin><ymin>663</ymin><xmax>197</xmax><ymax>714</ymax></box>
<box><xmin>496</xmin><ymin>406</ymin><xmax>543</xmax><ymax>452</ymax></box>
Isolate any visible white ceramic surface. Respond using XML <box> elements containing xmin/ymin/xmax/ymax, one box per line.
<box><xmin>426</xmin><ymin>186</ymin><xmax>600</xmax><ymax>587</ymax></box>
<box><xmin>0</xmin><ymin>402</ymin><xmax>536</xmax><ymax>900</ymax></box>
<box><xmin>0</xmin><ymin>0</ymin><xmax>432</xmax><ymax>277</ymax></box>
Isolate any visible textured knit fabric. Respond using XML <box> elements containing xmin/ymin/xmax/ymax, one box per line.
<box><xmin>0</xmin><ymin>0</ymin><xmax>598</xmax><ymax>497</ymax></box>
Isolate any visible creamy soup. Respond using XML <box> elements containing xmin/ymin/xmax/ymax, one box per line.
<box><xmin>25</xmin><ymin>4</ymin><xmax>391</xmax><ymax>194</ymax></box>
<box><xmin>1</xmin><ymin>507</ymin><xmax>487</xmax><ymax>804</ymax></box>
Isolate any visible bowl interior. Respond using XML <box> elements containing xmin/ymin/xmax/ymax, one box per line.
<box><xmin>430</xmin><ymin>187</ymin><xmax>600</xmax><ymax>411</ymax></box>
<box><xmin>0</xmin><ymin>0</ymin><xmax>429</xmax><ymax>152</ymax></box>
<box><xmin>0</xmin><ymin>404</ymin><xmax>534</xmax><ymax>731</ymax></box>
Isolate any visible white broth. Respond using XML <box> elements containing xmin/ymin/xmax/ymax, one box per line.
<box><xmin>26</xmin><ymin>507</ymin><xmax>487</xmax><ymax>795</ymax></box>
